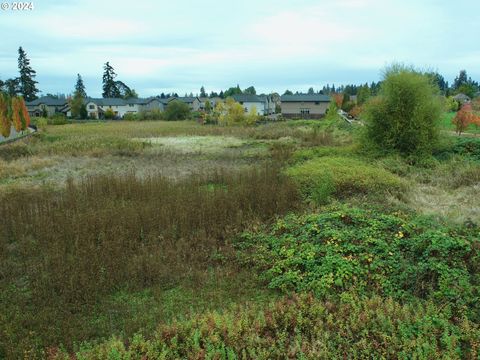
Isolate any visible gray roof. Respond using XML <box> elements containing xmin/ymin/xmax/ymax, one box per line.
<box><xmin>453</xmin><ymin>93</ymin><xmax>471</xmax><ymax>101</ymax></box>
<box><xmin>232</xmin><ymin>94</ymin><xmax>267</xmax><ymax>103</ymax></box>
<box><xmin>169</xmin><ymin>96</ymin><xmax>199</xmax><ymax>104</ymax></box>
<box><xmin>280</xmin><ymin>94</ymin><xmax>331</xmax><ymax>102</ymax></box>
<box><xmin>26</xmin><ymin>96</ymin><xmax>68</xmax><ymax>106</ymax></box>
<box><xmin>86</xmin><ymin>97</ymin><xmax>169</xmax><ymax>106</ymax></box>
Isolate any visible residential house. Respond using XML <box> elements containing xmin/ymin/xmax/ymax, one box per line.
<box><xmin>169</xmin><ymin>96</ymin><xmax>201</xmax><ymax>111</ymax></box>
<box><xmin>199</xmin><ymin>97</ymin><xmax>223</xmax><ymax>110</ymax></box>
<box><xmin>85</xmin><ymin>97</ymin><xmax>168</xmax><ymax>119</ymax></box>
<box><xmin>453</xmin><ymin>93</ymin><xmax>471</xmax><ymax>104</ymax></box>
<box><xmin>26</xmin><ymin>96</ymin><xmax>69</xmax><ymax>117</ymax></box>
<box><xmin>231</xmin><ymin>94</ymin><xmax>275</xmax><ymax>116</ymax></box>
<box><xmin>280</xmin><ymin>94</ymin><xmax>331</xmax><ymax>119</ymax></box>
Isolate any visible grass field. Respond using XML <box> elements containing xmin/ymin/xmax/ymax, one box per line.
<box><xmin>439</xmin><ymin>111</ymin><xmax>480</xmax><ymax>134</ymax></box>
<box><xmin>1</xmin><ymin>117</ymin><xmax>480</xmax><ymax>358</ymax></box>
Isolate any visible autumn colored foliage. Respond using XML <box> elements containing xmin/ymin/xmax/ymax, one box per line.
<box><xmin>0</xmin><ymin>93</ymin><xmax>10</xmax><ymax>137</ymax></box>
<box><xmin>0</xmin><ymin>94</ymin><xmax>30</xmax><ymax>137</ymax></box>
<box><xmin>348</xmin><ymin>105</ymin><xmax>363</xmax><ymax>119</ymax></box>
<box><xmin>453</xmin><ymin>103</ymin><xmax>480</xmax><ymax>134</ymax></box>
<box><xmin>332</xmin><ymin>93</ymin><xmax>344</xmax><ymax>108</ymax></box>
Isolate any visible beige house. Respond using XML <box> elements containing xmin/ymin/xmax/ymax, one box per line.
<box><xmin>26</xmin><ymin>96</ymin><xmax>69</xmax><ymax>117</ymax></box>
<box><xmin>169</xmin><ymin>96</ymin><xmax>201</xmax><ymax>111</ymax></box>
<box><xmin>280</xmin><ymin>94</ymin><xmax>331</xmax><ymax>119</ymax></box>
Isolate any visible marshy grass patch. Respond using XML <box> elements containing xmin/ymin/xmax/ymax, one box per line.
<box><xmin>135</xmin><ymin>135</ymin><xmax>248</xmax><ymax>154</ymax></box>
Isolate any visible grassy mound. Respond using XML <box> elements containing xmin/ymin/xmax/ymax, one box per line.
<box><xmin>286</xmin><ymin>156</ymin><xmax>406</xmax><ymax>204</ymax></box>
<box><xmin>238</xmin><ymin>206</ymin><xmax>480</xmax><ymax>319</ymax></box>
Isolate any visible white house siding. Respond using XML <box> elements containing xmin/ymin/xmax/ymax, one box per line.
<box><xmin>240</xmin><ymin>101</ymin><xmax>266</xmax><ymax>115</ymax></box>
<box><xmin>86</xmin><ymin>102</ymin><xmax>99</xmax><ymax>118</ymax></box>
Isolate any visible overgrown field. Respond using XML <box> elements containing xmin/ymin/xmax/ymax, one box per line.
<box><xmin>1</xmin><ymin>118</ymin><xmax>479</xmax><ymax>358</ymax></box>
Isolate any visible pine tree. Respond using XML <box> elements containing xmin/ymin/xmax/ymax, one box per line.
<box><xmin>102</xmin><ymin>62</ymin><xmax>120</xmax><ymax>98</ymax></box>
<box><xmin>75</xmin><ymin>74</ymin><xmax>87</xmax><ymax>98</ymax></box>
<box><xmin>200</xmin><ymin>86</ymin><xmax>206</xmax><ymax>97</ymax></box>
<box><xmin>17</xmin><ymin>47</ymin><xmax>39</xmax><ymax>101</ymax></box>
<box><xmin>453</xmin><ymin>70</ymin><xmax>468</xmax><ymax>90</ymax></box>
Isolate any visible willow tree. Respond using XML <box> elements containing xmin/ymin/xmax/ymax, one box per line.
<box><xmin>362</xmin><ymin>64</ymin><xmax>442</xmax><ymax>157</ymax></box>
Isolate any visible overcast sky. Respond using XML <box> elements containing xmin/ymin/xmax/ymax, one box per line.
<box><xmin>0</xmin><ymin>0</ymin><xmax>478</xmax><ymax>97</ymax></box>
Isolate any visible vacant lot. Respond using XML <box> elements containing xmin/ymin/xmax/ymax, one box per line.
<box><xmin>1</xmin><ymin>118</ymin><xmax>479</xmax><ymax>358</ymax></box>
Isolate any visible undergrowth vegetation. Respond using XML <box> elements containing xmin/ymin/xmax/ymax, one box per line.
<box><xmin>50</xmin><ymin>294</ymin><xmax>480</xmax><ymax>359</ymax></box>
<box><xmin>0</xmin><ymin>165</ymin><xmax>298</xmax><ymax>357</ymax></box>
<box><xmin>238</xmin><ymin>206</ymin><xmax>480</xmax><ymax>320</ymax></box>
<box><xmin>1</xmin><ymin>112</ymin><xmax>480</xmax><ymax>358</ymax></box>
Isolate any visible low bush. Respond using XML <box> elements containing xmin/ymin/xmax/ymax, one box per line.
<box><xmin>238</xmin><ymin>206</ymin><xmax>480</xmax><ymax>319</ymax></box>
<box><xmin>122</xmin><ymin>112</ymin><xmax>139</xmax><ymax>121</ymax></box>
<box><xmin>0</xmin><ymin>142</ymin><xmax>33</xmax><ymax>160</ymax></box>
<box><xmin>434</xmin><ymin>137</ymin><xmax>480</xmax><ymax>162</ymax></box>
<box><xmin>50</xmin><ymin>294</ymin><xmax>480</xmax><ymax>359</ymax></box>
<box><xmin>48</xmin><ymin>113</ymin><xmax>68</xmax><ymax>125</ymax></box>
<box><xmin>286</xmin><ymin>156</ymin><xmax>406</xmax><ymax>203</ymax></box>
<box><xmin>137</xmin><ymin>109</ymin><xmax>164</xmax><ymax>120</ymax></box>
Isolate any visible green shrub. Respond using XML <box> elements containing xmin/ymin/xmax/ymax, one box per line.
<box><xmin>361</xmin><ymin>64</ymin><xmax>442</xmax><ymax>157</ymax></box>
<box><xmin>137</xmin><ymin>108</ymin><xmax>164</xmax><ymax>120</ymax></box>
<box><xmin>48</xmin><ymin>113</ymin><xmax>67</xmax><ymax>125</ymax></box>
<box><xmin>31</xmin><ymin>117</ymin><xmax>48</xmax><ymax>131</ymax></box>
<box><xmin>50</xmin><ymin>294</ymin><xmax>480</xmax><ymax>359</ymax></box>
<box><xmin>164</xmin><ymin>100</ymin><xmax>191</xmax><ymax>120</ymax></box>
<box><xmin>238</xmin><ymin>206</ymin><xmax>480</xmax><ymax>319</ymax></box>
<box><xmin>122</xmin><ymin>112</ymin><xmax>138</xmax><ymax>121</ymax></box>
<box><xmin>286</xmin><ymin>156</ymin><xmax>406</xmax><ymax>202</ymax></box>
<box><xmin>104</xmin><ymin>108</ymin><xmax>115</xmax><ymax>120</ymax></box>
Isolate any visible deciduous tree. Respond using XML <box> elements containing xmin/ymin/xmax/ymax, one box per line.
<box><xmin>0</xmin><ymin>93</ymin><xmax>11</xmax><ymax>137</ymax></box>
<box><xmin>362</xmin><ymin>64</ymin><xmax>442</xmax><ymax>156</ymax></box>
<box><xmin>11</xmin><ymin>97</ymin><xmax>23</xmax><ymax>131</ymax></box>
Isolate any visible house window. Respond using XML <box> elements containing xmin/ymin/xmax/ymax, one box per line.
<box><xmin>315</xmin><ymin>101</ymin><xmax>320</xmax><ymax>105</ymax></box>
<box><xmin>300</xmin><ymin>108</ymin><xmax>310</xmax><ymax>115</ymax></box>
<box><xmin>129</xmin><ymin>104</ymin><xmax>134</xmax><ymax>107</ymax></box>
<box><xmin>245</xmin><ymin>107</ymin><xmax>248</xmax><ymax>113</ymax></box>
<box><xmin>89</xmin><ymin>105</ymin><xmax>95</xmax><ymax>109</ymax></box>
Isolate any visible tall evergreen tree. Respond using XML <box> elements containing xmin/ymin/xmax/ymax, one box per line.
<box><xmin>17</xmin><ymin>47</ymin><xmax>39</xmax><ymax>101</ymax></box>
<box><xmin>75</xmin><ymin>74</ymin><xmax>87</xmax><ymax>98</ymax></box>
<box><xmin>453</xmin><ymin>70</ymin><xmax>468</xmax><ymax>90</ymax></box>
<box><xmin>102</xmin><ymin>62</ymin><xmax>120</xmax><ymax>98</ymax></box>
<box><xmin>244</xmin><ymin>86</ymin><xmax>256</xmax><ymax>95</ymax></box>
<box><xmin>200</xmin><ymin>86</ymin><xmax>207</xmax><ymax>97</ymax></box>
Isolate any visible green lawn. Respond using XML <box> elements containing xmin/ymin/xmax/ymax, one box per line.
<box><xmin>439</xmin><ymin>111</ymin><xmax>480</xmax><ymax>134</ymax></box>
